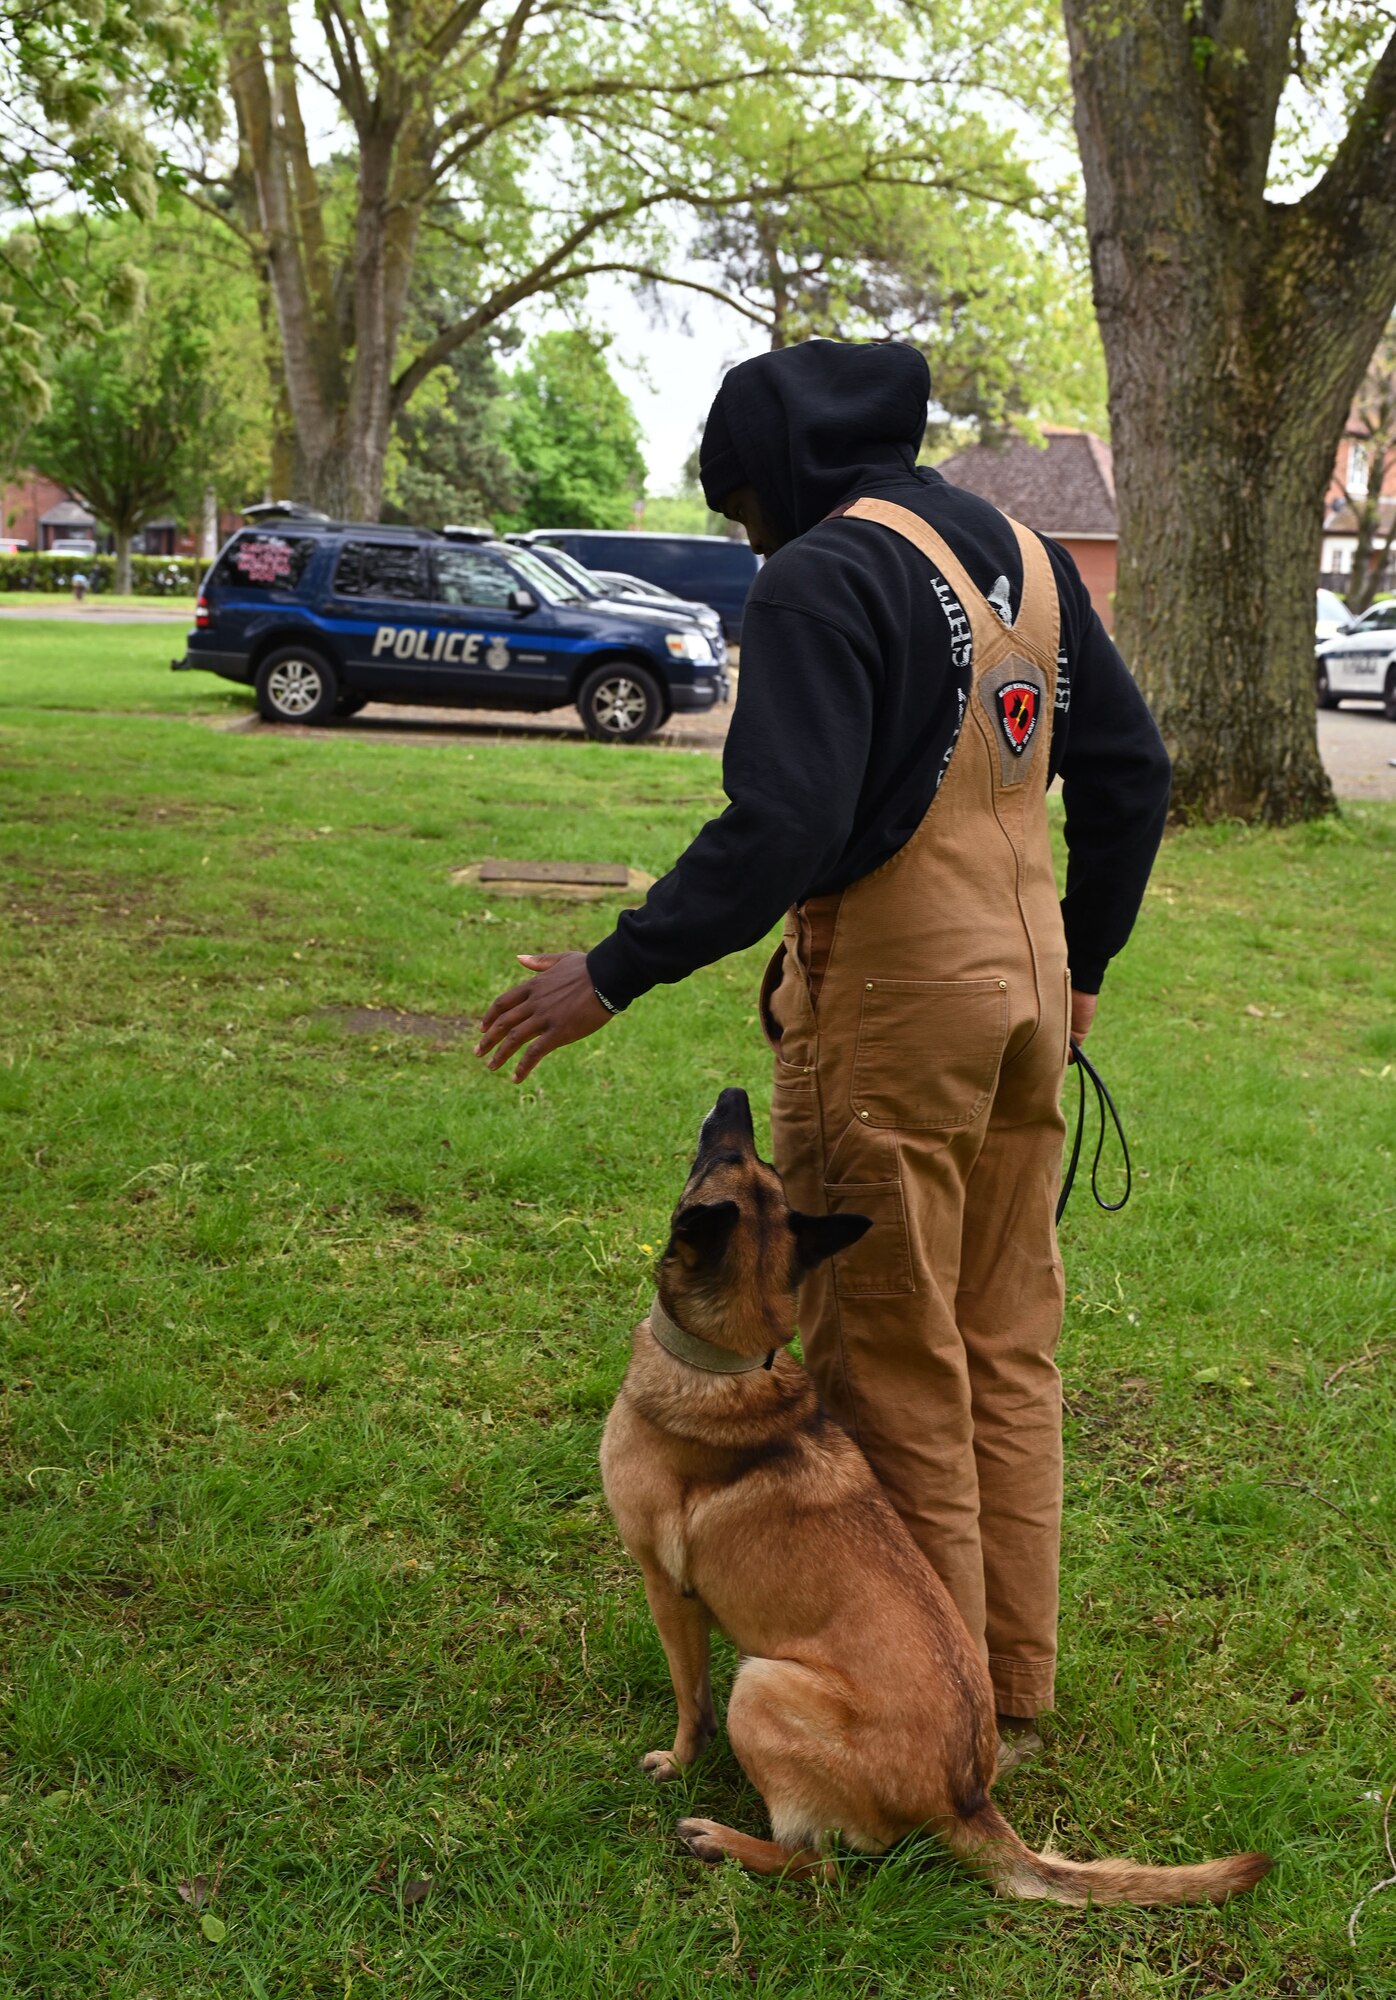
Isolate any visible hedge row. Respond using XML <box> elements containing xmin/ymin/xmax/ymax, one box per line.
<box><xmin>0</xmin><ymin>553</ymin><xmax>205</xmax><ymax>595</ymax></box>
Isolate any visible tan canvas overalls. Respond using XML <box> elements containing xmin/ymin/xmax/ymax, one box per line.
<box><xmin>760</xmin><ymin>497</ymin><xmax>1070</xmax><ymax>1715</ymax></box>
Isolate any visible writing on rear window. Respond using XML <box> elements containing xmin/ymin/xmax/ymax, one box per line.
<box><xmin>220</xmin><ymin>535</ymin><xmax>313</xmax><ymax>591</ymax></box>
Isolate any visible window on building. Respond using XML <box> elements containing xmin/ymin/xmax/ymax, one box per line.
<box><xmin>1347</xmin><ymin>442</ymin><xmax>1370</xmax><ymax>499</ymax></box>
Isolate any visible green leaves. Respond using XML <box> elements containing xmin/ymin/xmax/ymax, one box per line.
<box><xmin>500</xmin><ymin>333</ymin><xmax>647</xmax><ymax>531</ymax></box>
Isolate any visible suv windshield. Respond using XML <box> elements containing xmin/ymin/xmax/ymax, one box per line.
<box><xmin>508</xmin><ymin>546</ymin><xmax>584</xmax><ymax>602</ymax></box>
<box><xmin>536</xmin><ymin>546</ymin><xmax>605</xmax><ymax>598</ymax></box>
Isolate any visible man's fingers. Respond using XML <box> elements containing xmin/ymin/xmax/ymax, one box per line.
<box><xmin>480</xmin><ymin>979</ymin><xmax>535</xmax><ymax>1035</ymax></box>
<box><xmin>485</xmin><ymin>1019</ymin><xmax>542</xmax><ymax>1072</ymax></box>
<box><xmin>475</xmin><ymin>996</ymin><xmax>536</xmax><ymax>1056</ymax></box>
<box><xmin>512</xmin><ymin>1028</ymin><xmax>562</xmax><ymax>1084</ymax></box>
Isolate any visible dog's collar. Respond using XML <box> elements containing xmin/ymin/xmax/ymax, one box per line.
<box><xmin>647</xmin><ymin>1295</ymin><xmax>776</xmax><ymax>1375</ymax></box>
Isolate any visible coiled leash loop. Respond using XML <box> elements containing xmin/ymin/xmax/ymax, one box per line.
<box><xmin>1056</xmin><ymin>1040</ymin><xmax>1132</xmax><ymax>1225</ymax></box>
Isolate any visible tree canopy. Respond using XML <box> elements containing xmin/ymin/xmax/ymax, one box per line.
<box><xmin>0</xmin><ymin>0</ymin><xmax>215</xmax><ymax>454</ymax></box>
<box><xmin>191</xmin><ymin>0</ymin><xmax>1073</xmax><ymax>515</ymax></box>
<box><xmin>17</xmin><ymin>211</ymin><xmax>269</xmax><ymax>583</ymax></box>
<box><xmin>499</xmin><ymin>334</ymin><xmax>646</xmax><ymax>531</ymax></box>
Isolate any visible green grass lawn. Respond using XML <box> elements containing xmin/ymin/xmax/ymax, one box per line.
<box><xmin>2</xmin><ymin>623</ymin><xmax>1394</xmax><ymax>1997</ymax></box>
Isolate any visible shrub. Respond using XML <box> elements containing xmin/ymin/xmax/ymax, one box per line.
<box><xmin>0</xmin><ymin>553</ymin><xmax>204</xmax><ymax>595</ymax></box>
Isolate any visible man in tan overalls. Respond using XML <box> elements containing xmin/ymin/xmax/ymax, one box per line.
<box><xmin>477</xmin><ymin>341</ymin><xmax>1171</xmax><ymax>1739</ymax></box>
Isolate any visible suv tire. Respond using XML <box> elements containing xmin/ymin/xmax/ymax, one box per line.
<box><xmin>577</xmin><ymin>661</ymin><xmax>665</xmax><ymax>743</ymax></box>
<box><xmin>1384</xmin><ymin>661</ymin><xmax>1396</xmax><ymax>723</ymax></box>
<box><xmin>1315</xmin><ymin>661</ymin><xmax>1341</xmax><ymax>710</ymax></box>
<box><xmin>256</xmin><ymin>645</ymin><xmax>339</xmax><ymax>724</ymax></box>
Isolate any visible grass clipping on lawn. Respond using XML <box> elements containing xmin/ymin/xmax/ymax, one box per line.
<box><xmin>1</xmin><ymin>620</ymin><xmax>1394</xmax><ymax>1997</ymax></box>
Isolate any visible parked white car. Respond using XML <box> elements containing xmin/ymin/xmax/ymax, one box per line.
<box><xmin>1315</xmin><ymin>598</ymin><xmax>1396</xmax><ymax>720</ymax></box>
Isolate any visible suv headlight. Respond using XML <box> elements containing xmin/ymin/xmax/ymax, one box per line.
<box><xmin>665</xmin><ymin>630</ymin><xmax>714</xmax><ymax>665</ymax></box>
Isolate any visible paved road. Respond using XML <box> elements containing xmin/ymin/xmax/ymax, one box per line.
<box><xmin>219</xmin><ymin>680</ymin><xmax>1396</xmax><ymax>799</ymax></box>
<box><xmin>0</xmin><ymin>603</ymin><xmax>192</xmax><ymax>622</ymax></box>
<box><xmin>1315</xmin><ymin>703</ymin><xmax>1396</xmax><ymax>799</ymax></box>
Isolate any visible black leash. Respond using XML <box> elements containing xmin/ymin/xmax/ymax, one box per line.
<box><xmin>1056</xmin><ymin>1039</ymin><xmax>1132</xmax><ymax>1224</ymax></box>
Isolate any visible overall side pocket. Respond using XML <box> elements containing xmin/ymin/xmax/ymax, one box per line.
<box><xmin>759</xmin><ymin>938</ymin><xmax>817</xmax><ymax>1093</ymax></box>
<box><xmin>822</xmin><ymin>1120</ymin><xmax>914</xmax><ymax>1296</ymax></box>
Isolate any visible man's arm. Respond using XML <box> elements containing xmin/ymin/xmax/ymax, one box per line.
<box><xmin>1057</xmin><ymin>608</ymin><xmax>1171</xmax><ymax>1002</ymax></box>
<box><xmin>476</xmin><ymin>592</ymin><xmax>878</xmax><ymax>1080</ymax></box>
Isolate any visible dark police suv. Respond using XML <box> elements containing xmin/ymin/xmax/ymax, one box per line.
<box><xmin>173</xmin><ymin>508</ymin><xmax>729</xmax><ymax>742</ymax></box>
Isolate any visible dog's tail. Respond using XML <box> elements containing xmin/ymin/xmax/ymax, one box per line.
<box><xmin>942</xmin><ymin>1797</ymin><xmax>1271</xmax><ymax>1908</ymax></box>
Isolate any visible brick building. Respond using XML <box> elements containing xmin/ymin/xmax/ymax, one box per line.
<box><xmin>2</xmin><ymin>471</ymin><xmax>99</xmax><ymax>550</ymax></box>
<box><xmin>2</xmin><ymin>473</ymin><xmax>239</xmax><ymax>557</ymax></box>
<box><xmin>936</xmin><ymin>427</ymin><xmax>1119</xmax><ymax>630</ymax></box>
<box><xmin>1319</xmin><ymin>433</ymin><xmax>1396</xmax><ymax>598</ymax></box>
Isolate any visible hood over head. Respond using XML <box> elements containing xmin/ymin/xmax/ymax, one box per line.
<box><xmin>699</xmin><ymin>340</ymin><xmax>930</xmax><ymax>541</ymax></box>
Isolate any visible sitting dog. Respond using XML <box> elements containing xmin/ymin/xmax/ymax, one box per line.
<box><xmin>600</xmin><ymin>1087</ymin><xmax>1270</xmax><ymax>1904</ymax></box>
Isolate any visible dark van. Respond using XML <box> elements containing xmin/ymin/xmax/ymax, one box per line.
<box><xmin>523</xmin><ymin>531</ymin><xmax>759</xmax><ymax>641</ymax></box>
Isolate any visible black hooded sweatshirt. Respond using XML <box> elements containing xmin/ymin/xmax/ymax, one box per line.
<box><xmin>586</xmin><ymin>341</ymin><xmax>1170</xmax><ymax>1010</ymax></box>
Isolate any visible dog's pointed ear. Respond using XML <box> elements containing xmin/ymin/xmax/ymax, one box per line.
<box><xmin>789</xmin><ymin>1209</ymin><xmax>872</xmax><ymax>1273</ymax></box>
<box><xmin>668</xmin><ymin>1199</ymin><xmax>740</xmax><ymax>1268</ymax></box>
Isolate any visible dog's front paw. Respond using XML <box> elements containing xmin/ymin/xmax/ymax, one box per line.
<box><xmin>676</xmin><ymin>1817</ymin><xmax>726</xmax><ymax>1865</ymax></box>
<box><xmin>640</xmin><ymin>1748</ymin><xmax>686</xmax><ymax>1783</ymax></box>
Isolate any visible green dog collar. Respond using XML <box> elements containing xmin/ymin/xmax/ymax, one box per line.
<box><xmin>647</xmin><ymin>1295</ymin><xmax>775</xmax><ymax>1375</ymax></box>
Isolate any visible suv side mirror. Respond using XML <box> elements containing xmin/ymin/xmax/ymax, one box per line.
<box><xmin>508</xmin><ymin>586</ymin><xmax>538</xmax><ymax>614</ymax></box>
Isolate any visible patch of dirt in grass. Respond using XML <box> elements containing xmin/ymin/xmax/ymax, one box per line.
<box><xmin>1063</xmin><ymin>1374</ymin><xmax>1195</xmax><ymax>1489</ymax></box>
<box><xmin>4</xmin><ymin>865</ymin><xmax>169</xmax><ymax>933</ymax></box>
<box><xmin>314</xmin><ymin>1005</ymin><xmax>477</xmax><ymax>1043</ymax></box>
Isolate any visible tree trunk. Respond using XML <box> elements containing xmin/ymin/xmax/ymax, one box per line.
<box><xmin>200</xmin><ymin>486</ymin><xmax>218</xmax><ymax>563</ymax></box>
<box><xmin>1064</xmin><ymin>5</ymin><xmax>1396</xmax><ymax>824</ymax></box>
<box><xmin>1113</xmin><ymin>389</ymin><xmax>1334</xmax><ymax>821</ymax></box>
<box><xmin>113</xmin><ymin>526</ymin><xmax>132</xmax><ymax>595</ymax></box>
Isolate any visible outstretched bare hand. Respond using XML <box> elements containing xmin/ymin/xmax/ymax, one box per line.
<box><xmin>475</xmin><ymin>951</ymin><xmax>612</xmax><ymax>1083</ymax></box>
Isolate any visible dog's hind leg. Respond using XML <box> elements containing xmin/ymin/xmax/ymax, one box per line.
<box><xmin>637</xmin><ymin>1560</ymin><xmax>716</xmax><ymax>1781</ymax></box>
<box><xmin>676</xmin><ymin>1818</ymin><xmax>832</xmax><ymax>1881</ymax></box>
<box><xmin>678</xmin><ymin>1655</ymin><xmax>892</xmax><ymax>1879</ymax></box>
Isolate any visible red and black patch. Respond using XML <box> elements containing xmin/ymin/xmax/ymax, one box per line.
<box><xmin>996</xmin><ymin>680</ymin><xmax>1040</xmax><ymax>756</ymax></box>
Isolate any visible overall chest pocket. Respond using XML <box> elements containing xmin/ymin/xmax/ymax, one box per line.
<box><xmin>851</xmin><ymin>978</ymin><xmax>1008</xmax><ymax>1130</ymax></box>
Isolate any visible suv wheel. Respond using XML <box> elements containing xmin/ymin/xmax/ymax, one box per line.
<box><xmin>1385</xmin><ymin>662</ymin><xmax>1396</xmax><ymax>723</ymax></box>
<box><xmin>256</xmin><ymin>646</ymin><xmax>338</xmax><ymax>724</ymax></box>
<box><xmin>1315</xmin><ymin>661</ymin><xmax>1341</xmax><ymax>710</ymax></box>
<box><xmin>577</xmin><ymin>661</ymin><xmax>665</xmax><ymax>743</ymax></box>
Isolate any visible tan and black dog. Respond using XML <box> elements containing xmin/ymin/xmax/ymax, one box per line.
<box><xmin>600</xmin><ymin>1087</ymin><xmax>1271</xmax><ymax>1904</ymax></box>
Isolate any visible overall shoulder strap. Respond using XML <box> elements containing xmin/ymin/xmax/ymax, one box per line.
<box><xmin>1004</xmin><ymin>517</ymin><xmax>1061</xmax><ymax>670</ymax></box>
<box><xmin>841</xmin><ymin>496</ymin><xmax>998</xmax><ymax>628</ymax></box>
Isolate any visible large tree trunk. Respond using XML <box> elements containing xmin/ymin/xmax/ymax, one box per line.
<box><xmin>113</xmin><ymin>526</ymin><xmax>132</xmax><ymax>596</ymax></box>
<box><xmin>1064</xmin><ymin>4</ymin><xmax>1396</xmax><ymax>824</ymax></box>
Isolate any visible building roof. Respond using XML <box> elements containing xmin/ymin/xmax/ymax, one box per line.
<box><xmin>936</xmin><ymin>427</ymin><xmax>1117</xmax><ymax>538</ymax></box>
<box><xmin>40</xmin><ymin>498</ymin><xmax>96</xmax><ymax>528</ymax></box>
